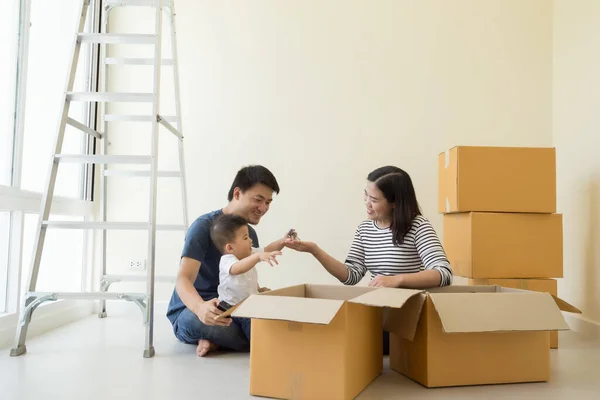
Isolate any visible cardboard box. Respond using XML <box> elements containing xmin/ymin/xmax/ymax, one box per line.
<box><xmin>388</xmin><ymin>285</ymin><xmax>581</xmax><ymax>388</ymax></box>
<box><xmin>468</xmin><ymin>278</ymin><xmax>559</xmax><ymax>348</ymax></box>
<box><xmin>227</xmin><ymin>284</ymin><xmax>424</xmax><ymax>400</ymax></box>
<box><xmin>228</xmin><ymin>284</ymin><xmax>579</xmax><ymax>397</ymax></box>
<box><xmin>443</xmin><ymin>212</ymin><xmax>563</xmax><ymax>278</ymax></box>
<box><xmin>438</xmin><ymin>146</ymin><xmax>556</xmax><ymax>213</ymax></box>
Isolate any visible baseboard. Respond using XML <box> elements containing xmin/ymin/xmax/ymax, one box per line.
<box><xmin>564</xmin><ymin>312</ymin><xmax>600</xmax><ymax>340</ymax></box>
<box><xmin>0</xmin><ymin>300</ymin><xmax>93</xmax><ymax>350</ymax></box>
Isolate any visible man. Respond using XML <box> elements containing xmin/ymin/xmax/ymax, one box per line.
<box><xmin>166</xmin><ymin>165</ymin><xmax>286</xmax><ymax>356</ymax></box>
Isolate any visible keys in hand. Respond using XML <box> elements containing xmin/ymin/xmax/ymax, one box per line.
<box><xmin>287</xmin><ymin>228</ymin><xmax>300</xmax><ymax>241</ymax></box>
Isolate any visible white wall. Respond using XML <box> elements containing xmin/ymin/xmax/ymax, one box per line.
<box><xmin>553</xmin><ymin>0</ymin><xmax>600</xmax><ymax>327</ymax></box>
<box><xmin>100</xmin><ymin>0</ymin><xmax>553</xmax><ymax>300</ymax></box>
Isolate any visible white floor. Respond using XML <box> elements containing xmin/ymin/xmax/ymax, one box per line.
<box><xmin>1</xmin><ymin>304</ymin><xmax>599</xmax><ymax>400</ymax></box>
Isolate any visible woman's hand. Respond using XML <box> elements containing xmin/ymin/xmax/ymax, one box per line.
<box><xmin>368</xmin><ymin>275</ymin><xmax>401</xmax><ymax>288</ymax></box>
<box><xmin>283</xmin><ymin>239</ymin><xmax>318</xmax><ymax>254</ymax></box>
<box><xmin>285</xmin><ymin>240</ymin><xmax>350</xmax><ymax>282</ymax></box>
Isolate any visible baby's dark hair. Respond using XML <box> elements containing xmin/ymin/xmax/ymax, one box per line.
<box><xmin>210</xmin><ymin>214</ymin><xmax>248</xmax><ymax>252</ymax></box>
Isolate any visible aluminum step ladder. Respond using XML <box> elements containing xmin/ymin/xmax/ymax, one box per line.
<box><xmin>10</xmin><ymin>0</ymin><xmax>188</xmax><ymax>359</ymax></box>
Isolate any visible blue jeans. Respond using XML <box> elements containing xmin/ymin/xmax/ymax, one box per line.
<box><xmin>232</xmin><ymin>317</ymin><xmax>251</xmax><ymax>341</ymax></box>
<box><xmin>172</xmin><ymin>308</ymin><xmax>384</xmax><ymax>354</ymax></box>
<box><xmin>172</xmin><ymin>308</ymin><xmax>250</xmax><ymax>351</ymax></box>
<box><xmin>383</xmin><ymin>330</ymin><xmax>390</xmax><ymax>355</ymax></box>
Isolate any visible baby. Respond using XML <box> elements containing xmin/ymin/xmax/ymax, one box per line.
<box><xmin>210</xmin><ymin>213</ymin><xmax>282</xmax><ymax>341</ymax></box>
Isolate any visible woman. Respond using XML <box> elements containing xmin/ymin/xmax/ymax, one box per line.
<box><xmin>284</xmin><ymin>166</ymin><xmax>453</xmax><ymax>353</ymax></box>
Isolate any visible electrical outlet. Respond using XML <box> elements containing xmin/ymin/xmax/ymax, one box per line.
<box><xmin>128</xmin><ymin>259</ymin><xmax>146</xmax><ymax>271</ymax></box>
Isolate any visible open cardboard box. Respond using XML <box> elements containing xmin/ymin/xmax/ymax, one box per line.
<box><xmin>219</xmin><ymin>284</ymin><xmax>580</xmax><ymax>399</ymax></box>
<box><xmin>387</xmin><ymin>285</ymin><xmax>581</xmax><ymax>388</ymax></box>
<box><xmin>468</xmin><ymin>278</ymin><xmax>560</xmax><ymax>348</ymax></box>
<box><xmin>220</xmin><ymin>284</ymin><xmax>423</xmax><ymax>400</ymax></box>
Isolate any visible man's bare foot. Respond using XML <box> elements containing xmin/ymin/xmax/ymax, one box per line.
<box><xmin>196</xmin><ymin>339</ymin><xmax>219</xmax><ymax>357</ymax></box>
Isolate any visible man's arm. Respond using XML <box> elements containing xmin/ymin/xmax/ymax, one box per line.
<box><xmin>264</xmin><ymin>230</ymin><xmax>300</xmax><ymax>252</ymax></box>
<box><xmin>264</xmin><ymin>238</ymin><xmax>285</xmax><ymax>252</ymax></box>
<box><xmin>175</xmin><ymin>257</ymin><xmax>202</xmax><ymax>312</ymax></box>
<box><xmin>176</xmin><ymin>257</ymin><xmax>231</xmax><ymax>326</ymax></box>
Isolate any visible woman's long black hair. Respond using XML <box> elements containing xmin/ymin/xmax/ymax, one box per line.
<box><xmin>367</xmin><ymin>166</ymin><xmax>421</xmax><ymax>246</ymax></box>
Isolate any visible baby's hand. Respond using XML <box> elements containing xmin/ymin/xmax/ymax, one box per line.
<box><xmin>258</xmin><ymin>251</ymin><xmax>282</xmax><ymax>267</ymax></box>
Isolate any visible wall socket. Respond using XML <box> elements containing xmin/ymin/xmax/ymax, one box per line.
<box><xmin>128</xmin><ymin>259</ymin><xmax>146</xmax><ymax>271</ymax></box>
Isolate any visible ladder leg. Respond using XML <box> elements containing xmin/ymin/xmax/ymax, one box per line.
<box><xmin>11</xmin><ymin>294</ymin><xmax>58</xmax><ymax>356</ymax></box>
<box><xmin>143</xmin><ymin>0</ymin><xmax>165</xmax><ymax>359</ymax></box>
<box><xmin>98</xmin><ymin>2</ymin><xmax>111</xmax><ymax>320</ymax></box>
<box><xmin>168</xmin><ymin>3</ymin><xmax>189</xmax><ymax>230</ymax></box>
<box><xmin>98</xmin><ymin>278</ymin><xmax>111</xmax><ymax>318</ymax></box>
<box><xmin>11</xmin><ymin>300</ymin><xmax>33</xmax><ymax>356</ymax></box>
<box><xmin>11</xmin><ymin>0</ymin><xmax>90</xmax><ymax>356</ymax></box>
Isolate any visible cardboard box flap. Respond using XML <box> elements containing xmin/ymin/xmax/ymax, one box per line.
<box><xmin>498</xmin><ymin>287</ymin><xmax>582</xmax><ymax>314</ymax></box>
<box><xmin>349</xmin><ymin>288</ymin><xmax>426</xmax><ymax>341</ymax></box>
<box><xmin>383</xmin><ymin>294</ymin><xmax>428</xmax><ymax>341</ymax></box>
<box><xmin>306</xmin><ymin>284</ymin><xmax>375</xmax><ymax>300</ymax></box>
<box><xmin>551</xmin><ymin>295</ymin><xmax>582</xmax><ymax>314</ymax></box>
<box><xmin>232</xmin><ymin>294</ymin><xmax>345</xmax><ymax>325</ymax></box>
<box><xmin>348</xmin><ymin>288</ymin><xmax>424</xmax><ymax>308</ymax></box>
<box><xmin>215</xmin><ymin>284</ymin><xmax>308</xmax><ymax>320</ymax></box>
<box><xmin>429</xmin><ymin>292</ymin><xmax>569</xmax><ymax>333</ymax></box>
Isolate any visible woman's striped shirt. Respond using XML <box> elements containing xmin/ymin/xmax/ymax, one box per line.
<box><xmin>343</xmin><ymin>215</ymin><xmax>453</xmax><ymax>286</ymax></box>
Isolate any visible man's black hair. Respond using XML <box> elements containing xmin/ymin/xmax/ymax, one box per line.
<box><xmin>227</xmin><ymin>165</ymin><xmax>280</xmax><ymax>201</ymax></box>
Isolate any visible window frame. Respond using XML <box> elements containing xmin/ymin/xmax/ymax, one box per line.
<box><xmin>0</xmin><ymin>0</ymin><xmax>100</xmax><ymax>317</ymax></box>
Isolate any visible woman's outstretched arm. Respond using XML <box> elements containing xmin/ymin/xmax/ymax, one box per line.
<box><xmin>284</xmin><ymin>226</ymin><xmax>368</xmax><ymax>285</ymax></box>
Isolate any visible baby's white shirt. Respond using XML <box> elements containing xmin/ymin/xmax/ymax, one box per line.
<box><xmin>217</xmin><ymin>250</ymin><xmax>260</xmax><ymax>305</ymax></box>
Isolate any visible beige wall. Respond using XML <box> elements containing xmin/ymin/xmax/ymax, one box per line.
<box><xmin>99</xmin><ymin>0</ymin><xmax>553</xmax><ymax>300</ymax></box>
<box><xmin>554</xmin><ymin>0</ymin><xmax>600</xmax><ymax>326</ymax></box>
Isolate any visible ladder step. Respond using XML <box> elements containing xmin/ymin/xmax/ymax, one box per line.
<box><xmin>104</xmin><ymin>114</ymin><xmax>177</xmax><ymax>122</ymax></box>
<box><xmin>104</xmin><ymin>0</ymin><xmax>173</xmax><ymax>7</ymax></box>
<box><xmin>104</xmin><ymin>57</ymin><xmax>174</xmax><ymax>66</ymax></box>
<box><xmin>77</xmin><ymin>33</ymin><xmax>157</xmax><ymax>45</ymax></box>
<box><xmin>102</xmin><ymin>170</ymin><xmax>181</xmax><ymax>178</ymax></box>
<box><xmin>28</xmin><ymin>291</ymin><xmax>147</xmax><ymax>301</ymax></box>
<box><xmin>45</xmin><ymin>221</ymin><xmax>149</xmax><ymax>230</ymax></box>
<box><xmin>102</xmin><ymin>274</ymin><xmax>176</xmax><ymax>284</ymax></box>
<box><xmin>55</xmin><ymin>155</ymin><xmax>152</xmax><ymax>164</ymax></box>
<box><xmin>154</xmin><ymin>224</ymin><xmax>187</xmax><ymax>231</ymax></box>
<box><xmin>67</xmin><ymin>92</ymin><xmax>154</xmax><ymax>103</ymax></box>
<box><xmin>42</xmin><ymin>221</ymin><xmax>186</xmax><ymax>231</ymax></box>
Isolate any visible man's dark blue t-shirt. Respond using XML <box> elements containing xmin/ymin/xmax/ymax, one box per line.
<box><xmin>166</xmin><ymin>209</ymin><xmax>259</xmax><ymax>324</ymax></box>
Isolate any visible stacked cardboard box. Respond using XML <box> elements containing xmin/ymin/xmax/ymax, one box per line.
<box><xmin>438</xmin><ymin>146</ymin><xmax>563</xmax><ymax>348</ymax></box>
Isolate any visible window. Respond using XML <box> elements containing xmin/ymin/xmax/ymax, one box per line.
<box><xmin>21</xmin><ymin>0</ymin><xmax>89</xmax><ymax>198</ymax></box>
<box><xmin>0</xmin><ymin>0</ymin><xmax>19</xmax><ymax>187</ymax></box>
<box><xmin>0</xmin><ymin>0</ymin><xmax>98</xmax><ymax>322</ymax></box>
<box><xmin>0</xmin><ymin>212</ymin><xmax>10</xmax><ymax>313</ymax></box>
<box><xmin>21</xmin><ymin>214</ymin><xmax>84</xmax><ymax>294</ymax></box>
